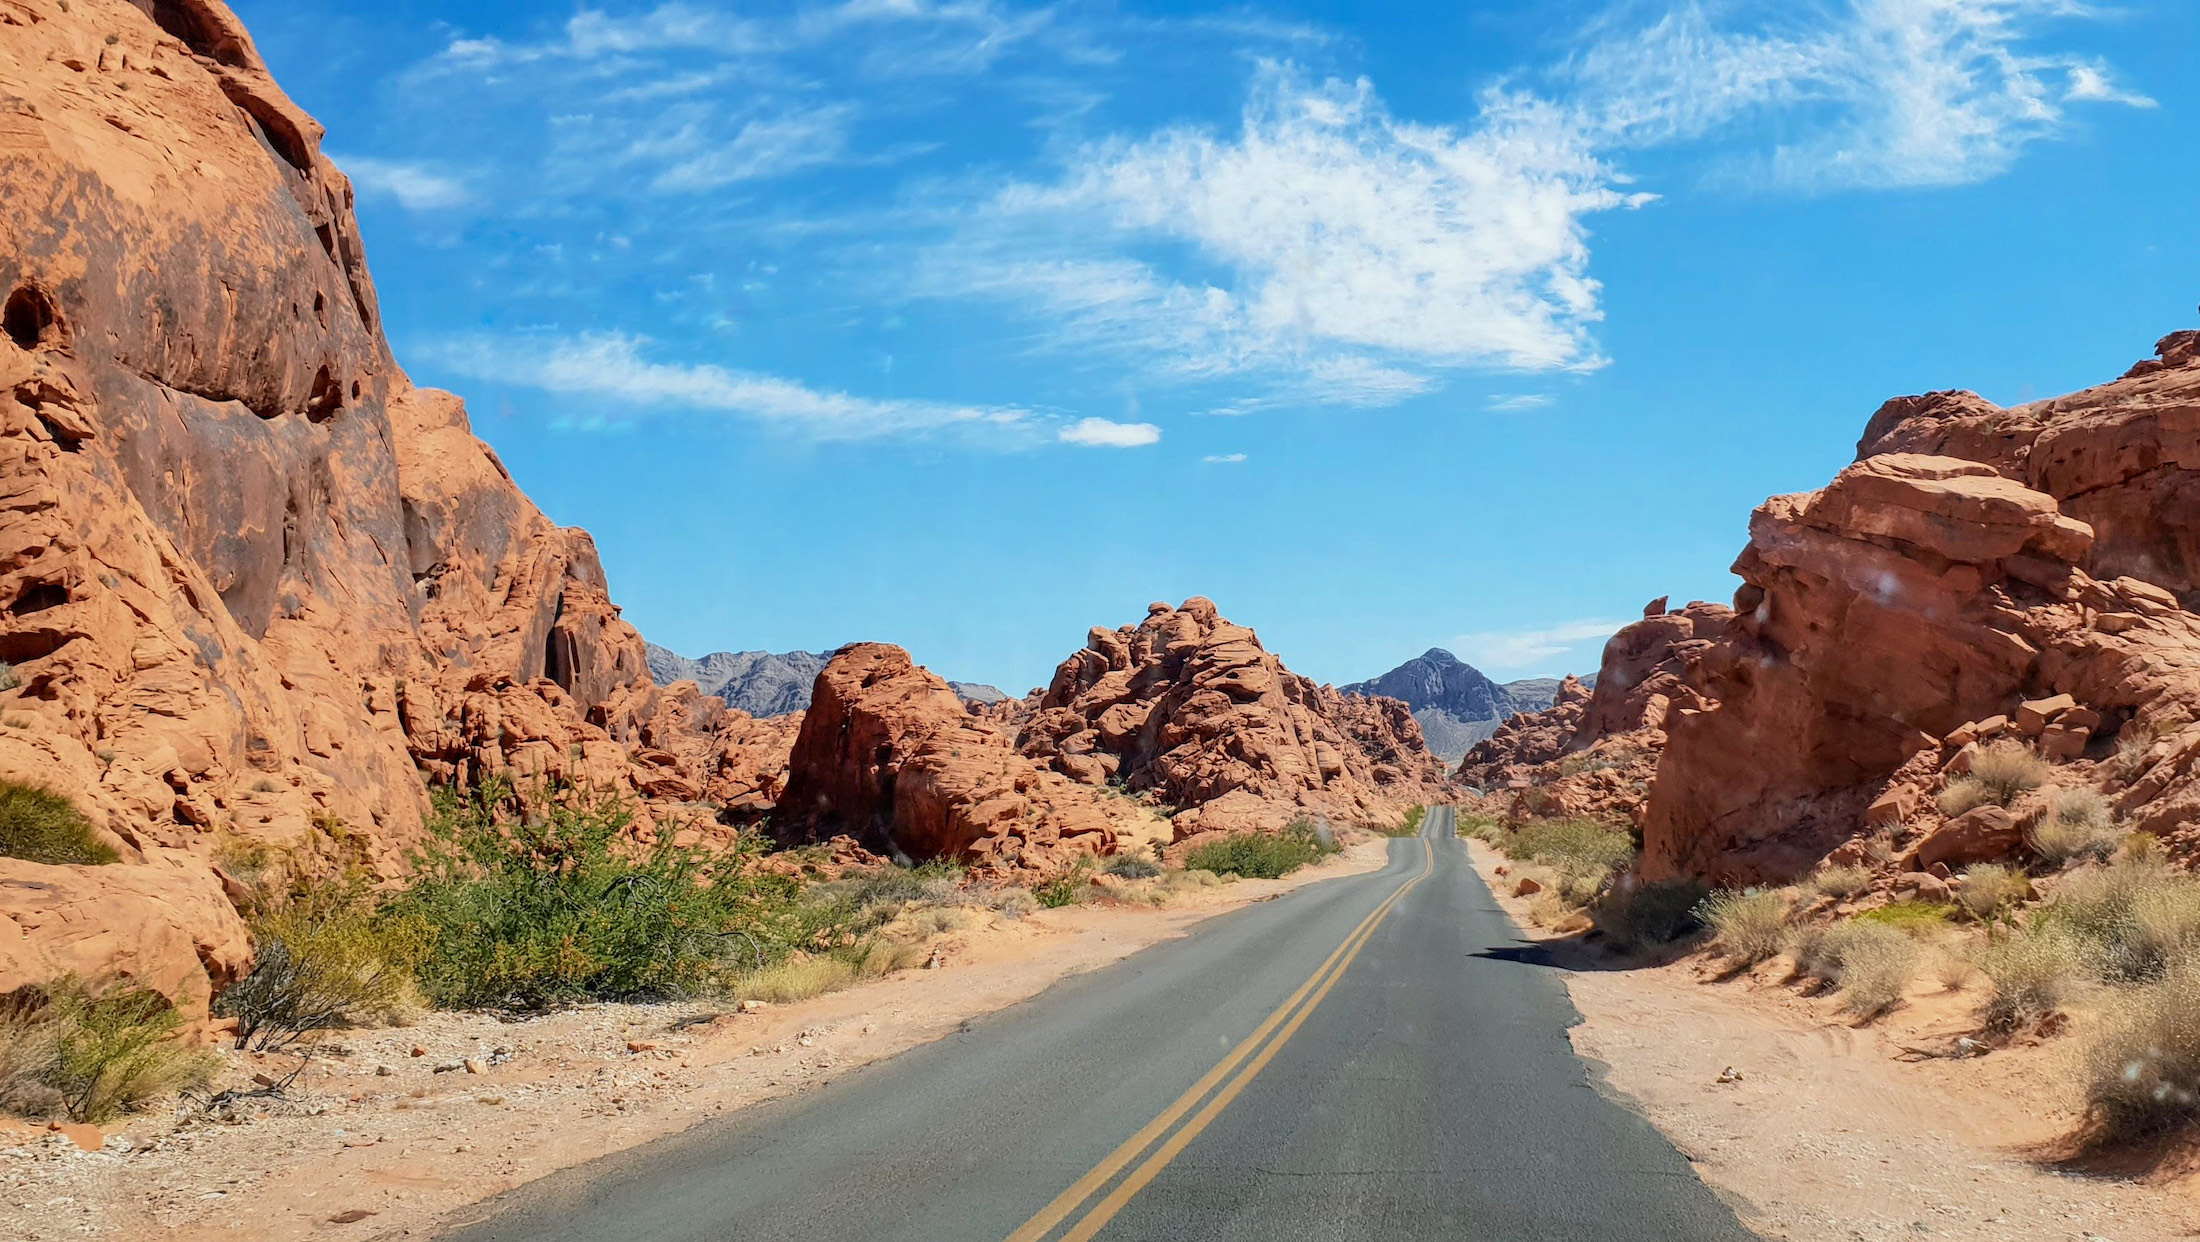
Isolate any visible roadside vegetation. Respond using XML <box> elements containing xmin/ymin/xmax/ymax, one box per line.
<box><xmin>1</xmin><ymin>979</ymin><xmax>215</xmax><ymax>1123</ymax></box>
<box><xmin>0</xmin><ymin>780</ymin><xmax>118</xmax><ymax>865</ymax></box>
<box><xmin>1183</xmin><ymin>819</ymin><xmax>1340</xmax><ymax>879</ymax></box>
<box><xmin>1378</xmin><ymin>805</ymin><xmax>1427</xmax><ymax>837</ymax></box>
<box><xmin>1460</xmin><ymin>812</ymin><xmax>1705</xmax><ymax>951</ymax></box>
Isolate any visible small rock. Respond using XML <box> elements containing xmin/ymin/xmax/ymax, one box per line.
<box><xmin>48</xmin><ymin>1123</ymin><xmax>102</xmax><ymax>1152</ymax></box>
<box><xmin>251</xmin><ymin>1071</ymin><xmax>278</xmax><ymax>1087</ymax></box>
<box><xmin>625</xmin><ymin>1041</ymin><xmax>658</xmax><ymax>1054</ymax></box>
<box><xmin>463</xmin><ymin>1058</ymin><xmax>486</xmax><ymax>1075</ymax></box>
<box><xmin>373</xmin><ymin>1065</ymin><xmax>393</xmax><ymax>1077</ymax></box>
<box><xmin>1512</xmin><ymin>876</ymin><xmax>1543</xmax><ymax>897</ymax></box>
<box><xmin>329</xmin><ymin>1209</ymin><xmax>377</xmax><ymax>1224</ymax></box>
<box><xmin>432</xmin><ymin>1060</ymin><xmax>464</xmax><ymax>1074</ymax></box>
<box><xmin>739</xmin><ymin>999</ymin><xmax>769</xmax><ymax>1013</ymax></box>
<box><xmin>409</xmin><ymin>1046</ymin><xmax>427</xmax><ymax>1058</ymax></box>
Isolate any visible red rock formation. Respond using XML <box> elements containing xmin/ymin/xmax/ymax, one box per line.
<box><xmin>1019</xmin><ymin>599</ymin><xmax>1450</xmax><ymax>837</ymax></box>
<box><xmin>777</xmin><ymin>644</ymin><xmax>1118</xmax><ymax>872</ymax></box>
<box><xmin>0</xmin><ymin>0</ymin><xmax>785</xmax><ymax>1013</ymax></box>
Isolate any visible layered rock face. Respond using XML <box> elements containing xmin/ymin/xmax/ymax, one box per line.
<box><xmin>1636</xmin><ymin>328</ymin><xmax>2200</xmax><ymax>883</ymax></box>
<box><xmin>776</xmin><ymin>644</ymin><xmax>1117</xmax><ymax>872</ymax></box>
<box><xmin>1020</xmin><ymin>599</ymin><xmax>1450</xmax><ymax>837</ymax></box>
<box><xmin>0</xmin><ymin>0</ymin><xmax>780</xmax><ymax>1011</ymax></box>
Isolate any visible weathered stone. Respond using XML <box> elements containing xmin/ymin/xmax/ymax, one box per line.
<box><xmin>1916</xmin><ymin>807</ymin><xmax>2025</xmax><ymax>871</ymax></box>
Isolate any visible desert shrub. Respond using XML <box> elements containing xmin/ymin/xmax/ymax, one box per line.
<box><xmin>979</xmin><ymin>886</ymin><xmax>1034</xmax><ymax>919</ymax></box>
<box><xmin>1700</xmin><ymin>889</ymin><xmax>1790</xmax><ymax>965</ymax></box>
<box><xmin>217</xmin><ymin>879</ymin><xmax>432</xmax><ymax>1051</ymax></box>
<box><xmin>1935</xmin><ymin>777</ymin><xmax>1999</xmax><ymax>818</ymax></box>
<box><xmin>2029</xmin><ymin>788</ymin><xmax>2122</xmax><ymax>867</ymax></box>
<box><xmin>729</xmin><ymin>940</ymin><xmax>929</xmax><ymax>1005</ymax></box>
<box><xmin>1793</xmin><ymin>920</ymin><xmax>1922</xmax><ymax>1018</ymax></box>
<box><xmin>0</xmin><ymin>781</ymin><xmax>116</xmax><ymax>866</ymax></box>
<box><xmin>1105</xmin><ymin>854</ymin><xmax>1162</xmax><ymax>880</ymax></box>
<box><xmin>2032</xmin><ymin>859</ymin><xmax>2200</xmax><ymax>984</ymax></box>
<box><xmin>1526</xmin><ymin>890</ymin><xmax>1576</xmax><ymax>929</ymax></box>
<box><xmin>1955</xmin><ymin>863</ymin><xmax>2033</xmax><ymax>921</ymax></box>
<box><xmin>1455</xmin><ymin>813</ymin><xmax>1504</xmax><ymax>843</ymax></box>
<box><xmin>1970</xmin><ymin>740</ymin><xmax>2049</xmax><ymax>806</ymax></box>
<box><xmin>1</xmin><ymin>980</ymin><xmax>214</xmax><ymax>1122</ymax></box>
<box><xmin>2081</xmin><ymin>962</ymin><xmax>2200</xmax><ymax>1144</ymax></box>
<box><xmin>385</xmin><ymin>782</ymin><xmax>853</xmax><ymax>1010</ymax></box>
<box><xmin>1182</xmin><ymin>820</ymin><xmax>1338</xmax><ymax>880</ymax></box>
<box><xmin>1593</xmin><ymin>877</ymin><xmax>1707</xmax><ymax>953</ymax></box>
<box><xmin>1509</xmin><ymin>818</ymin><xmax>1634</xmax><ymax>877</ymax></box>
<box><xmin>1977</xmin><ymin>924</ymin><xmax>2087</xmax><ymax>1032</ymax></box>
<box><xmin>1806</xmin><ymin>863</ymin><xmax>1873</xmax><ymax>900</ymax></box>
<box><xmin>1034</xmin><ymin>872</ymin><xmax>1084</xmax><ymax>908</ymax></box>
<box><xmin>1853</xmin><ymin>901</ymin><xmax>1955</xmax><ymax>940</ymax></box>
<box><xmin>0</xmin><ymin>662</ymin><xmax>16</xmax><ymax>692</ymax></box>
<box><xmin>1379</xmin><ymin>806</ymin><xmax>1427</xmax><ymax>838</ymax></box>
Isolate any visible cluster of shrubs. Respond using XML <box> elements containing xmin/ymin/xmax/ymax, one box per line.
<box><xmin>1183</xmin><ymin>818</ymin><xmax>1340</xmax><ymax>879</ymax></box>
<box><xmin>1459</xmin><ymin>813</ymin><xmax>1706</xmax><ymax>952</ymax></box>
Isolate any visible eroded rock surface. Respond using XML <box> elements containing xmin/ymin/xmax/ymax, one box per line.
<box><xmin>1019</xmin><ymin>599</ymin><xmax>1450</xmax><ymax>838</ymax></box>
<box><xmin>0</xmin><ymin>0</ymin><xmax>785</xmax><ymax>1012</ymax></box>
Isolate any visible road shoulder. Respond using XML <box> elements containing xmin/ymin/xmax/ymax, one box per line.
<box><xmin>1463</xmin><ymin>838</ymin><xmax>2199</xmax><ymax>1242</ymax></box>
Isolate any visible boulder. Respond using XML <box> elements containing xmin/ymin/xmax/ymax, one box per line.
<box><xmin>1865</xmin><ymin>787</ymin><xmax>1914</xmax><ymax>828</ymax></box>
<box><xmin>0</xmin><ymin>861</ymin><xmax>251</xmax><ymax>1017</ymax></box>
<box><xmin>1915</xmin><ymin>807</ymin><xmax>2025</xmax><ymax>871</ymax></box>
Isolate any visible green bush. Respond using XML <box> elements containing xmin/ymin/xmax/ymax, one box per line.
<box><xmin>1182</xmin><ymin>820</ymin><xmax>1339</xmax><ymax>880</ymax></box>
<box><xmin>383</xmin><ymin>781</ymin><xmax>857</xmax><ymax>1010</ymax></box>
<box><xmin>1700</xmin><ymin>890</ymin><xmax>1790</xmax><ymax>965</ymax></box>
<box><xmin>1456</xmin><ymin>813</ymin><xmax>1504</xmax><ymax>844</ymax></box>
<box><xmin>1381</xmin><ymin>806</ymin><xmax>1427</xmax><ymax>838</ymax></box>
<box><xmin>1853</xmin><ymin>901</ymin><xmax>1956</xmax><ymax>933</ymax></box>
<box><xmin>1508</xmin><ymin>817</ymin><xmax>1634</xmax><ymax>879</ymax></box>
<box><xmin>1</xmin><ymin>980</ymin><xmax>214</xmax><ymax>1122</ymax></box>
<box><xmin>1104</xmin><ymin>853</ymin><xmax>1162</xmax><ymax>880</ymax></box>
<box><xmin>1033</xmin><ymin>872</ymin><xmax>1084</xmax><ymax>908</ymax></box>
<box><xmin>217</xmin><ymin>877</ymin><xmax>432</xmax><ymax>1051</ymax></box>
<box><xmin>0</xmin><ymin>781</ymin><xmax>116</xmax><ymax>866</ymax></box>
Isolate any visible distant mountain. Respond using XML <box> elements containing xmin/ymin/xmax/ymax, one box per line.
<box><xmin>1342</xmin><ymin>649</ymin><xmax>1591</xmax><ymax>762</ymax></box>
<box><xmin>646</xmin><ymin>644</ymin><xmax>1006</xmax><ymax>716</ymax></box>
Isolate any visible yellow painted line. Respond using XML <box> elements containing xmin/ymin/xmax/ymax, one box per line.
<box><xmin>1005</xmin><ymin>833</ymin><xmax>1437</xmax><ymax>1242</ymax></box>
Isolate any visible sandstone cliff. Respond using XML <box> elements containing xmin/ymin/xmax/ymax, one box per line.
<box><xmin>1479</xmin><ymin>325</ymin><xmax>2200</xmax><ymax>887</ymax></box>
<box><xmin>0</xmin><ymin>0</ymin><xmax>783</xmax><ymax>1013</ymax></box>
<box><xmin>1020</xmin><ymin>599</ymin><xmax>1450</xmax><ymax>838</ymax></box>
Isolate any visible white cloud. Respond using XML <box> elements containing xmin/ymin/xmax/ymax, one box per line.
<box><xmin>336</xmin><ymin>156</ymin><xmax>473</xmax><ymax>210</ymax></box>
<box><xmin>1202</xmin><ymin>452</ymin><xmax>1248</xmax><ymax>463</ymax></box>
<box><xmin>1451</xmin><ymin>619</ymin><xmax>1625</xmax><ymax>671</ymax></box>
<box><xmin>640</xmin><ymin>105</ymin><xmax>858</xmax><ymax>191</ymax></box>
<box><xmin>1563</xmin><ymin>0</ymin><xmax>2156</xmax><ymax>190</ymax></box>
<box><xmin>1059</xmin><ymin>417</ymin><xmax>1161</xmax><ymax>448</ymax></box>
<box><xmin>924</xmin><ymin>65</ymin><xmax>1647</xmax><ymax>407</ymax></box>
<box><xmin>1486</xmin><ymin>393</ymin><xmax>1554</xmax><ymax>411</ymax></box>
<box><xmin>431</xmin><ymin>332</ymin><xmax>1035</xmax><ymax>440</ymax></box>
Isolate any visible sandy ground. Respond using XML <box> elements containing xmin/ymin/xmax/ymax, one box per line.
<box><xmin>0</xmin><ymin>841</ymin><xmax>1387</xmax><ymax>1242</ymax></box>
<box><xmin>1465</xmin><ymin>838</ymin><xmax>2200</xmax><ymax>1242</ymax></box>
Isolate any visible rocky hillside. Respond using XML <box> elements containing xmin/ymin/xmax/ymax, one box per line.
<box><xmin>1472</xmin><ymin>326</ymin><xmax>2200</xmax><ymax>888</ymax></box>
<box><xmin>1021</xmin><ymin>599</ymin><xmax>1452</xmax><ymax>837</ymax></box>
<box><xmin>647</xmin><ymin>643</ymin><xmax>1007</xmax><ymax>716</ymax></box>
<box><xmin>1343</xmin><ymin>649</ymin><xmax>1582</xmax><ymax>760</ymax></box>
<box><xmin>0</xmin><ymin>0</ymin><xmax>789</xmax><ymax>1015</ymax></box>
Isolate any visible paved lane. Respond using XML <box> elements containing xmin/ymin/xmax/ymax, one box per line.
<box><xmin>439</xmin><ymin>808</ymin><xmax>1753</xmax><ymax>1241</ymax></box>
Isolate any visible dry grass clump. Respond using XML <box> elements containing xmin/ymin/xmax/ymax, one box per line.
<box><xmin>1455</xmin><ymin>813</ymin><xmax>1504</xmax><ymax>844</ymax></box>
<box><xmin>2029</xmin><ymin>787</ymin><xmax>2122</xmax><ymax>867</ymax></box>
<box><xmin>1955</xmin><ymin>863</ymin><xmax>2033</xmax><ymax>921</ymax></box>
<box><xmin>1700</xmin><ymin>890</ymin><xmax>1790</xmax><ymax>965</ymax></box>
<box><xmin>2081</xmin><ymin>961</ymin><xmax>2200</xmax><ymax>1144</ymax></box>
<box><xmin>1806</xmin><ymin>863</ymin><xmax>1873</xmax><ymax>900</ymax></box>
<box><xmin>729</xmin><ymin>941</ymin><xmax>930</xmax><ymax>1005</ymax></box>
<box><xmin>1971</xmin><ymin>740</ymin><xmax>2051</xmax><ymax>804</ymax></box>
<box><xmin>1935</xmin><ymin>777</ymin><xmax>1999</xmax><ymax>818</ymax></box>
<box><xmin>0</xmin><ymin>980</ymin><xmax>215</xmax><ymax>1123</ymax></box>
<box><xmin>1507</xmin><ymin>818</ymin><xmax>1634</xmax><ymax>904</ymax></box>
<box><xmin>1526</xmin><ymin>890</ymin><xmax>1576</xmax><ymax>929</ymax></box>
<box><xmin>1791</xmin><ymin>920</ymin><xmax>1922</xmax><ymax>1019</ymax></box>
<box><xmin>2034</xmin><ymin>859</ymin><xmax>2200</xmax><ymax>983</ymax></box>
<box><xmin>1976</xmin><ymin>925</ymin><xmax>2088</xmax><ymax>1032</ymax></box>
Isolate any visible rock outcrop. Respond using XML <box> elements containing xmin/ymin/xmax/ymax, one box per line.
<box><xmin>0</xmin><ymin>0</ymin><xmax>785</xmax><ymax>1013</ymax></box>
<box><xmin>647</xmin><ymin>643</ymin><xmax>1010</xmax><ymax>715</ymax></box>
<box><xmin>1527</xmin><ymin>323</ymin><xmax>2200</xmax><ymax>886</ymax></box>
<box><xmin>776</xmin><ymin>644</ymin><xmax>1117</xmax><ymax>872</ymax></box>
<box><xmin>1020</xmin><ymin>599</ymin><xmax>1450</xmax><ymax>837</ymax></box>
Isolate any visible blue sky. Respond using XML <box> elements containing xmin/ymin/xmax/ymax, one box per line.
<box><xmin>234</xmin><ymin>0</ymin><xmax>2197</xmax><ymax>694</ymax></box>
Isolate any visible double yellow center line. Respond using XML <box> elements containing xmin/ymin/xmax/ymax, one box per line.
<box><xmin>1005</xmin><ymin>833</ymin><xmax>1438</xmax><ymax>1242</ymax></box>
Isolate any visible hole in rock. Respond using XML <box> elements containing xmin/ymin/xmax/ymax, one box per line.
<box><xmin>152</xmin><ymin>0</ymin><xmax>250</xmax><ymax>68</ymax></box>
<box><xmin>3</xmin><ymin>286</ymin><xmax>61</xmax><ymax>350</ymax></box>
<box><xmin>304</xmin><ymin>365</ymin><xmax>342</xmax><ymax>422</ymax></box>
<box><xmin>9</xmin><ymin>583</ymin><xmax>68</xmax><ymax>616</ymax></box>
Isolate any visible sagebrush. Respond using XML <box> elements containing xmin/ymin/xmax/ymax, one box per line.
<box><xmin>0</xmin><ymin>780</ymin><xmax>116</xmax><ymax>866</ymax></box>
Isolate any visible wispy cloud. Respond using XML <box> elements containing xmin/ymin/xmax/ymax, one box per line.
<box><xmin>429</xmin><ymin>332</ymin><xmax>1036</xmax><ymax>441</ymax></box>
<box><xmin>337</xmin><ymin>156</ymin><xmax>473</xmax><ymax>210</ymax></box>
<box><xmin>1486</xmin><ymin>393</ymin><xmax>1554</xmax><ymax>411</ymax></box>
<box><xmin>1059</xmin><ymin>417</ymin><xmax>1161</xmax><ymax>447</ymax></box>
<box><xmin>1452</xmin><ymin>619</ymin><xmax>1624</xmax><ymax>672</ymax></box>
<box><xmin>1560</xmin><ymin>0</ymin><xmax>2154</xmax><ymax>190</ymax></box>
<box><xmin>1202</xmin><ymin>452</ymin><xmax>1248</xmax><ymax>464</ymax></box>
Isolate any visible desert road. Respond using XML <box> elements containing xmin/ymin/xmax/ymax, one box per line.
<box><xmin>438</xmin><ymin>808</ymin><xmax>1754</xmax><ymax>1241</ymax></box>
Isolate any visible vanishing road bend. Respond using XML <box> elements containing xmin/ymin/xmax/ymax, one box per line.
<box><xmin>439</xmin><ymin>808</ymin><xmax>1755</xmax><ymax>1241</ymax></box>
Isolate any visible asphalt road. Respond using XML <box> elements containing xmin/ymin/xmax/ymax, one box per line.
<box><xmin>438</xmin><ymin>808</ymin><xmax>1754</xmax><ymax>1241</ymax></box>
